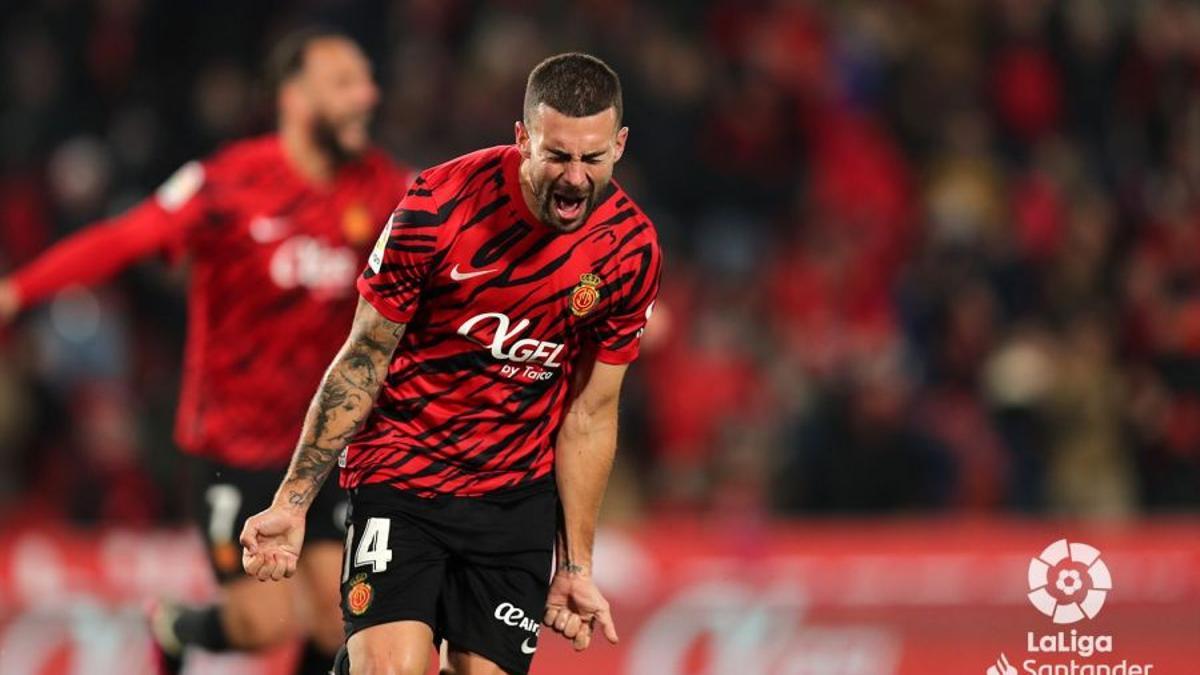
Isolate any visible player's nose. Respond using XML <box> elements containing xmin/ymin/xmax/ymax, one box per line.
<box><xmin>562</xmin><ymin>161</ymin><xmax>587</xmax><ymax>189</ymax></box>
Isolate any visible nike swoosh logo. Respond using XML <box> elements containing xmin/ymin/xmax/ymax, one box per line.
<box><xmin>450</xmin><ymin>264</ymin><xmax>497</xmax><ymax>281</ymax></box>
<box><xmin>249</xmin><ymin>216</ymin><xmax>290</xmax><ymax>243</ymax></box>
<box><xmin>520</xmin><ymin>637</ymin><xmax>537</xmax><ymax>654</ymax></box>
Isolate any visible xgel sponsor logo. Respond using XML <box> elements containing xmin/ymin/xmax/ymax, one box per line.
<box><xmin>458</xmin><ymin>313</ymin><xmax>564</xmax><ymax>368</ymax></box>
<box><xmin>269</xmin><ymin>235</ymin><xmax>358</xmax><ymax>294</ymax></box>
<box><xmin>494</xmin><ymin>602</ymin><xmax>541</xmax><ymax>635</ymax></box>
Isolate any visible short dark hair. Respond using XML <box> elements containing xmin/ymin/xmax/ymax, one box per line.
<box><xmin>524</xmin><ymin>53</ymin><xmax>623</xmax><ymax>127</ymax></box>
<box><xmin>266</xmin><ymin>26</ymin><xmax>354</xmax><ymax>91</ymax></box>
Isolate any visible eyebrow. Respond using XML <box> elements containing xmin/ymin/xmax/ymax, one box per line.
<box><xmin>546</xmin><ymin>148</ymin><xmax>607</xmax><ymax>160</ymax></box>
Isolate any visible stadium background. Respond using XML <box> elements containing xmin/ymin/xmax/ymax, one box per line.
<box><xmin>0</xmin><ymin>0</ymin><xmax>1197</xmax><ymax>673</ymax></box>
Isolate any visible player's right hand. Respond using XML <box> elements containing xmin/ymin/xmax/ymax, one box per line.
<box><xmin>239</xmin><ymin>506</ymin><xmax>305</xmax><ymax>582</ymax></box>
<box><xmin>0</xmin><ymin>280</ymin><xmax>19</xmax><ymax>324</ymax></box>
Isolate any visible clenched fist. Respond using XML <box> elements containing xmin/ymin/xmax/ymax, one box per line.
<box><xmin>239</xmin><ymin>505</ymin><xmax>306</xmax><ymax>582</ymax></box>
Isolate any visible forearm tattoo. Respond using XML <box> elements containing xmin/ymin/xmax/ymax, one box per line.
<box><xmin>280</xmin><ymin>303</ymin><xmax>403</xmax><ymax>509</ymax></box>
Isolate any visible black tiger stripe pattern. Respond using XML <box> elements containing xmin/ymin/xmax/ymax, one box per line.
<box><xmin>347</xmin><ymin>145</ymin><xmax>662</xmax><ymax>497</ymax></box>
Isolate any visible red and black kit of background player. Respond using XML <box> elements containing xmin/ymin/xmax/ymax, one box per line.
<box><xmin>0</xmin><ymin>29</ymin><xmax>412</xmax><ymax>675</ymax></box>
<box><xmin>5</xmin><ymin>136</ymin><xmax>410</xmax><ymax>578</ymax></box>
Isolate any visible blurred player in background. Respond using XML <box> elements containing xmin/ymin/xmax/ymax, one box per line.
<box><xmin>0</xmin><ymin>27</ymin><xmax>411</xmax><ymax>675</ymax></box>
<box><xmin>240</xmin><ymin>53</ymin><xmax>661</xmax><ymax>675</ymax></box>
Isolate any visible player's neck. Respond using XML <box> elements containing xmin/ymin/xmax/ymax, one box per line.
<box><xmin>280</xmin><ymin>124</ymin><xmax>336</xmax><ymax>185</ymax></box>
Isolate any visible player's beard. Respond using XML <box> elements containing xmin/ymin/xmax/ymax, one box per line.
<box><xmin>312</xmin><ymin>115</ymin><xmax>363</xmax><ymax>166</ymax></box>
<box><xmin>536</xmin><ymin>177</ymin><xmax>601</xmax><ymax>233</ymax></box>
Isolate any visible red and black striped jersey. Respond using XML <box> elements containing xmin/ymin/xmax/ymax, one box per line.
<box><xmin>347</xmin><ymin>145</ymin><xmax>662</xmax><ymax>496</ymax></box>
<box><xmin>172</xmin><ymin>137</ymin><xmax>410</xmax><ymax>468</ymax></box>
<box><xmin>12</xmin><ymin>135</ymin><xmax>411</xmax><ymax>468</ymax></box>
<box><xmin>121</xmin><ymin>136</ymin><xmax>410</xmax><ymax>468</ymax></box>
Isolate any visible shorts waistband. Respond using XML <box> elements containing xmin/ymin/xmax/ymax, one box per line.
<box><xmin>350</xmin><ymin>475</ymin><xmax>556</xmax><ymax>506</ymax></box>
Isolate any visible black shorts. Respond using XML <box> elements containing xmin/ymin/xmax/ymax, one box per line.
<box><xmin>191</xmin><ymin>456</ymin><xmax>349</xmax><ymax>582</ymax></box>
<box><xmin>341</xmin><ymin>480</ymin><xmax>557</xmax><ymax>675</ymax></box>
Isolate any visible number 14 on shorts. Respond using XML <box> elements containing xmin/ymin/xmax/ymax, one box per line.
<box><xmin>342</xmin><ymin>517</ymin><xmax>393</xmax><ymax>581</ymax></box>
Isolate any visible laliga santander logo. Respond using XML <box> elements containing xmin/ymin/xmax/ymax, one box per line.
<box><xmin>983</xmin><ymin>540</ymin><xmax>1144</xmax><ymax>675</ymax></box>
<box><xmin>1027</xmin><ymin>539</ymin><xmax>1111</xmax><ymax>624</ymax></box>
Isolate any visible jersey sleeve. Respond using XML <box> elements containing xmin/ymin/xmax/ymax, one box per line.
<box><xmin>593</xmin><ymin>230</ymin><xmax>663</xmax><ymax>365</ymax></box>
<box><xmin>10</xmin><ymin>160</ymin><xmax>211</xmax><ymax>309</ymax></box>
<box><xmin>356</xmin><ymin>174</ymin><xmax>443</xmax><ymax>324</ymax></box>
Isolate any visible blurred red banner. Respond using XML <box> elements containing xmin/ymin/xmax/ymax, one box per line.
<box><xmin>0</xmin><ymin>517</ymin><xmax>1197</xmax><ymax>674</ymax></box>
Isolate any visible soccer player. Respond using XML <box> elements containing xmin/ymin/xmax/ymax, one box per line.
<box><xmin>239</xmin><ymin>52</ymin><xmax>662</xmax><ymax>675</ymax></box>
<box><xmin>0</xmin><ymin>28</ymin><xmax>411</xmax><ymax>675</ymax></box>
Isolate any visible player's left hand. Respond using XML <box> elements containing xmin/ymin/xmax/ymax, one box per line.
<box><xmin>543</xmin><ymin>568</ymin><xmax>619</xmax><ymax>651</ymax></box>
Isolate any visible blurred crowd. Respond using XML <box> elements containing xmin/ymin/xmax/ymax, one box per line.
<box><xmin>2</xmin><ymin>0</ymin><xmax>1199</xmax><ymax>526</ymax></box>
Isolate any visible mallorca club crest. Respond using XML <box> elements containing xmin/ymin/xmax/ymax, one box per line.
<box><xmin>570</xmin><ymin>273</ymin><xmax>602</xmax><ymax>317</ymax></box>
<box><xmin>342</xmin><ymin>202</ymin><xmax>374</xmax><ymax>245</ymax></box>
<box><xmin>347</xmin><ymin>573</ymin><xmax>374</xmax><ymax>616</ymax></box>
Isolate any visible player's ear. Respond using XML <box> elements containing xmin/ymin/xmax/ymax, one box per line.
<box><xmin>613</xmin><ymin>126</ymin><xmax>629</xmax><ymax>163</ymax></box>
<box><xmin>515</xmin><ymin>121</ymin><xmax>531</xmax><ymax>158</ymax></box>
<box><xmin>279</xmin><ymin>81</ymin><xmax>308</xmax><ymax>120</ymax></box>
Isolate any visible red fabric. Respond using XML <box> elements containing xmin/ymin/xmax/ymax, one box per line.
<box><xmin>0</xmin><ymin>175</ymin><xmax>52</xmax><ymax>267</ymax></box>
<box><xmin>646</xmin><ymin>344</ymin><xmax>761</xmax><ymax>463</ymax></box>
<box><xmin>1011</xmin><ymin>170</ymin><xmax>1064</xmax><ymax>261</ymax></box>
<box><xmin>991</xmin><ymin>46</ymin><xmax>1062</xmax><ymax>141</ymax></box>
<box><xmin>743</xmin><ymin>2</ymin><xmax>829</xmax><ymax>95</ymax></box>
<box><xmin>11</xmin><ymin>200</ymin><xmax>181</xmax><ymax>307</ymax></box>
<box><xmin>348</xmin><ymin>145</ymin><xmax>662</xmax><ymax>497</ymax></box>
<box><xmin>806</xmin><ymin>108</ymin><xmax>914</xmax><ymax>249</ymax></box>
<box><xmin>764</xmin><ymin>236</ymin><xmax>898</xmax><ymax>376</ymax></box>
<box><xmin>11</xmin><ymin>135</ymin><xmax>412</xmax><ymax>469</ymax></box>
<box><xmin>171</xmin><ymin>137</ymin><xmax>410</xmax><ymax>468</ymax></box>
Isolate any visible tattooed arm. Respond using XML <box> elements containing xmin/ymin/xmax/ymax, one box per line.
<box><xmin>277</xmin><ymin>297</ymin><xmax>405</xmax><ymax>509</ymax></box>
<box><xmin>240</xmin><ymin>297</ymin><xmax>405</xmax><ymax>581</ymax></box>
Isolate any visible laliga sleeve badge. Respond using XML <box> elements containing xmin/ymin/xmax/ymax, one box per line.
<box><xmin>347</xmin><ymin>573</ymin><xmax>374</xmax><ymax>615</ymax></box>
<box><xmin>155</xmin><ymin>161</ymin><xmax>205</xmax><ymax>212</ymax></box>
<box><xmin>570</xmin><ymin>273</ymin><xmax>602</xmax><ymax>317</ymax></box>
<box><xmin>367</xmin><ymin>220</ymin><xmax>392</xmax><ymax>274</ymax></box>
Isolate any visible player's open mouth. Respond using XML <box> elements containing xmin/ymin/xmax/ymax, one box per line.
<box><xmin>552</xmin><ymin>193</ymin><xmax>586</xmax><ymax>222</ymax></box>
